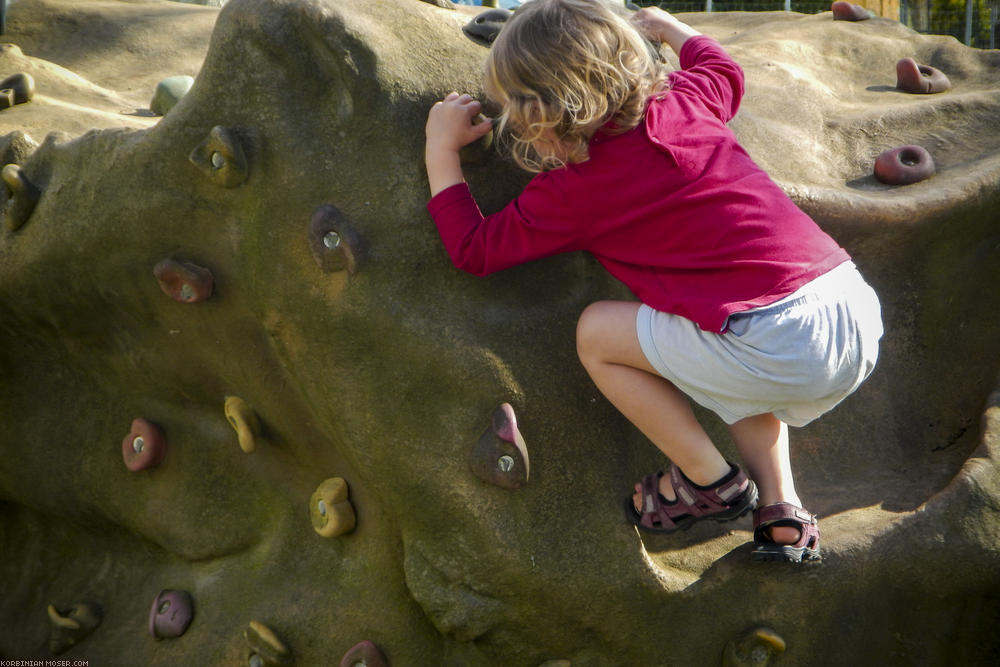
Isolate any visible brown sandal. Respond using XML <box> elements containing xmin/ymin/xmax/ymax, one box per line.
<box><xmin>751</xmin><ymin>502</ymin><xmax>821</xmax><ymax>563</ymax></box>
<box><xmin>624</xmin><ymin>462</ymin><xmax>758</xmax><ymax>534</ymax></box>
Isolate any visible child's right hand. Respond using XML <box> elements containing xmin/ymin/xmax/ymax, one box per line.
<box><xmin>425</xmin><ymin>92</ymin><xmax>493</xmax><ymax>154</ymax></box>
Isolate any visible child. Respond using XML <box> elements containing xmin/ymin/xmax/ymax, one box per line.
<box><xmin>424</xmin><ymin>0</ymin><xmax>882</xmax><ymax>562</ymax></box>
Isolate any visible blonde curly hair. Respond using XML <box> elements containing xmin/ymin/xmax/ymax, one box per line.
<box><xmin>484</xmin><ymin>0</ymin><xmax>665</xmax><ymax>173</ymax></box>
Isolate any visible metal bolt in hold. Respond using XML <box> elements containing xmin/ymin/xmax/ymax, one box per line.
<box><xmin>323</xmin><ymin>230</ymin><xmax>341</xmax><ymax>250</ymax></box>
<box><xmin>211</xmin><ymin>151</ymin><xmax>226</xmax><ymax>169</ymax></box>
<box><xmin>497</xmin><ymin>455</ymin><xmax>515</xmax><ymax>472</ymax></box>
<box><xmin>317</xmin><ymin>499</ymin><xmax>327</xmax><ymax>517</ymax></box>
<box><xmin>132</xmin><ymin>436</ymin><xmax>145</xmax><ymax>453</ymax></box>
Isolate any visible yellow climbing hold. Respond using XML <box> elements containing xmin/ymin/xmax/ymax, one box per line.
<box><xmin>309</xmin><ymin>477</ymin><xmax>356</xmax><ymax>538</ymax></box>
<box><xmin>224</xmin><ymin>396</ymin><xmax>261</xmax><ymax>453</ymax></box>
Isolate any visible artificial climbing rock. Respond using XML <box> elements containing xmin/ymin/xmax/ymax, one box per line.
<box><xmin>0</xmin><ymin>1</ymin><xmax>999</xmax><ymax>665</ymax></box>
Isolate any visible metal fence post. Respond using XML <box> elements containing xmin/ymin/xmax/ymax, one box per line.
<box><xmin>964</xmin><ymin>0</ymin><xmax>974</xmax><ymax>45</ymax></box>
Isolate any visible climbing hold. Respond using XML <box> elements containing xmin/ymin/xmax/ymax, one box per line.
<box><xmin>458</xmin><ymin>113</ymin><xmax>494</xmax><ymax>165</ymax></box>
<box><xmin>225</xmin><ymin>396</ymin><xmax>261</xmax><ymax>453</ymax></box>
<box><xmin>148</xmin><ymin>590</ymin><xmax>194</xmax><ymax>639</ymax></box>
<box><xmin>308</xmin><ymin>204</ymin><xmax>361</xmax><ymax>274</ymax></box>
<box><xmin>1</xmin><ymin>163</ymin><xmax>41</xmax><ymax>232</ymax></box>
<box><xmin>722</xmin><ymin>627</ymin><xmax>786</xmax><ymax>667</ymax></box>
<box><xmin>469</xmin><ymin>403</ymin><xmax>530</xmax><ymax>489</ymax></box>
<box><xmin>245</xmin><ymin>620</ymin><xmax>295</xmax><ymax>666</ymax></box>
<box><xmin>339</xmin><ymin>640</ymin><xmax>387</xmax><ymax>667</ymax></box>
<box><xmin>463</xmin><ymin>8</ymin><xmax>512</xmax><ymax>46</ymax></box>
<box><xmin>153</xmin><ymin>258</ymin><xmax>215</xmax><ymax>303</ymax></box>
<box><xmin>309</xmin><ymin>477</ymin><xmax>357</xmax><ymax>538</ymax></box>
<box><xmin>873</xmin><ymin>145</ymin><xmax>935</xmax><ymax>185</ymax></box>
<box><xmin>150</xmin><ymin>75</ymin><xmax>194</xmax><ymax>116</ymax></box>
<box><xmin>831</xmin><ymin>2</ymin><xmax>870</xmax><ymax>20</ymax></box>
<box><xmin>121</xmin><ymin>418</ymin><xmax>167</xmax><ymax>472</ymax></box>
<box><xmin>0</xmin><ymin>72</ymin><xmax>35</xmax><ymax>105</ymax></box>
<box><xmin>189</xmin><ymin>126</ymin><xmax>249</xmax><ymax>188</ymax></box>
<box><xmin>895</xmin><ymin>57</ymin><xmax>951</xmax><ymax>94</ymax></box>
<box><xmin>47</xmin><ymin>602</ymin><xmax>101</xmax><ymax>655</ymax></box>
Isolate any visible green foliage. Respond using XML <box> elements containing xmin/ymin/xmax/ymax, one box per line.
<box><xmin>929</xmin><ymin>0</ymin><xmax>992</xmax><ymax>45</ymax></box>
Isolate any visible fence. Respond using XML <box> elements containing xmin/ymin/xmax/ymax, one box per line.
<box><xmin>633</xmin><ymin>1</ymin><xmax>999</xmax><ymax>48</ymax></box>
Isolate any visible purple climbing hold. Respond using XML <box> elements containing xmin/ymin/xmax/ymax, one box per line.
<box><xmin>831</xmin><ymin>1</ymin><xmax>870</xmax><ymax>21</ymax></box>
<box><xmin>121</xmin><ymin>418</ymin><xmax>167</xmax><ymax>472</ymax></box>
<box><xmin>469</xmin><ymin>403</ymin><xmax>530</xmax><ymax>489</ymax></box>
<box><xmin>874</xmin><ymin>145</ymin><xmax>935</xmax><ymax>185</ymax></box>
<box><xmin>895</xmin><ymin>57</ymin><xmax>951</xmax><ymax>94</ymax></box>
<box><xmin>339</xmin><ymin>640</ymin><xmax>388</xmax><ymax>667</ymax></box>
<box><xmin>148</xmin><ymin>589</ymin><xmax>194</xmax><ymax>639</ymax></box>
<box><xmin>153</xmin><ymin>258</ymin><xmax>214</xmax><ymax>303</ymax></box>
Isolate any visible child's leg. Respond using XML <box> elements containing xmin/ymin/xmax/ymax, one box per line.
<box><xmin>576</xmin><ymin>301</ymin><xmax>732</xmax><ymax>502</ymax></box>
<box><xmin>728</xmin><ymin>414</ymin><xmax>800</xmax><ymax>545</ymax></box>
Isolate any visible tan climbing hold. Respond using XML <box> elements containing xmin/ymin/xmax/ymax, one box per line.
<box><xmin>47</xmin><ymin>602</ymin><xmax>101</xmax><ymax>655</ymax></box>
<box><xmin>309</xmin><ymin>477</ymin><xmax>356</xmax><ymax>537</ymax></box>
<box><xmin>722</xmin><ymin>626</ymin><xmax>786</xmax><ymax>667</ymax></box>
<box><xmin>225</xmin><ymin>396</ymin><xmax>261</xmax><ymax>453</ymax></box>
<box><xmin>245</xmin><ymin>619</ymin><xmax>294</xmax><ymax>666</ymax></box>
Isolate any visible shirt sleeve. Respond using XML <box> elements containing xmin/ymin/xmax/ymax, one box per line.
<box><xmin>426</xmin><ymin>176</ymin><xmax>582</xmax><ymax>277</ymax></box>
<box><xmin>673</xmin><ymin>35</ymin><xmax>744</xmax><ymax>123</ymax></box>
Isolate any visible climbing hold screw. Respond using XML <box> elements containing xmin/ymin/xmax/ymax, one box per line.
<box><xmin>497</xmin><ymin>455</ymin><xmax>514</xmax><ymax>472</ymax></box>
<box><xmin>211</xmin><ymin>151</ymin><xmax>226</xmax><ymax>169</ymax></box>
<box><xmin>323</xmin><ymin>230</ymin><xmax>341</xmax><ymax>249</ymax></box>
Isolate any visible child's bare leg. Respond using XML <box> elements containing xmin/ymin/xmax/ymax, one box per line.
<box><xmin>576</xmin><ymin>301</ymin><xmax>731</xmax><ymax>507</ymax></box>
<box><xmin>728</xmin><ymin>414</ymin><xmax>801</xmax><ymax>545</ymax></box>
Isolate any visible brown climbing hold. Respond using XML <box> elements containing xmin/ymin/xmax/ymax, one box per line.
<box><xmin>189</xmin><ymin>125</ymin><xmax>249</xmax><ymax>188</ymax></box>
<box><xmin>1</xmin><ymin>163</ymin><xmax>41</xmax><ymax>232</ymax></box>
<box><xmin>153</xmin><ymin>257</ymin><xmax>214</xmax><ymax>303</ymax></box>
<box><xmin>831</xmin><ymin>1</ymin><xmax>870</xmax><ymax>20</ymax></box>
<box><xmin>148</xmin><ymin>589</ymin><xmax>194</xmax><ymax>639</ymax></box>
<box><xmin>121</xmin><ymin>418</ymin><xmax>167</xmax><ymax>472</ymax></box>
<box><xmin>873</xmin><ymin>145</ymin><xmax>935</xmax><ymax>185</ymax></box>
<box><xmin>0</xmin><ymin>73</ymin><xmax>35</xmax><ymax>104</ymax></box>
<box><xmin>245</xmin><ymin>620</ymin><xmax>295</xmax><ymax>666</ymax></box>
<box><xmin>722</xmin><ymin>627</ymin><xmax>786</xmax><ymax>667</ymax></box>
<box><xmin>225</xmin><ymin>396</ymin><xmax>261</xmax><ymax>453</ymax></box>
<box><xmin>310</xmin><ymin>477</ymin><xmax>357</xmax><ymax>537</ymax></box>
<box><xmin>339</xmin><ymin>640</ymin><xmax>387</xmax><ymax>667</ymax></box>
<box><xmin>308</xmin><ymin>204</ymin><xmax>361</xmax><ymax>274</ymax></box>
<box><xmin>469</xmin><ymin>403</ymin><xmax>530</xmax><ymax>489</ymax></box>
<box><xmin>47</xmin><ymin>602</ymin><xmax>101</xmax><ymax>655</ymax></box>
<box><xmin>895</xmin><ymin>57</ymin><xmax>951</xmax><ymax>94</ymax></box>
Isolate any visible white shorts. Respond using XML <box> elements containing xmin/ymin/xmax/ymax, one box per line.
<box><xmin>636</xmin><ymin>261</ymin><xmax>883</xmax><ymax>427</ymax></box>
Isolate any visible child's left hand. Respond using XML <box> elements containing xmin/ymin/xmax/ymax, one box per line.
<box><xmin>425</xmin><ymin>92</ymin><xmax>493</xmax><ymax>154</ymax></box>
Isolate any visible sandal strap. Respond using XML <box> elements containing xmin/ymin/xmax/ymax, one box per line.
<box><xmin>670</xmin><ymin>464</ymin><xmax>751</xmax><ymax>516</ymax></box>
<box><xmin>752</xmin><ymin>502</ymin><xmax>820</xmax><ymax>550</ymax></box>
<box><xmin>753</xmin><ymin>502</ymin><xmax>816</xmax><ymax>528</ymax></box>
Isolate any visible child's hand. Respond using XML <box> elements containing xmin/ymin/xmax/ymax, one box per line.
<box><xmin>425</xmin><ymin>93</ymin><xmax>494</xmax><ymax>197</ymax></box>
<box><xmin>630</xmin><ymin>6</ymin><xmax>700</xmax><ymax>52</ymax></box>
<box><xmin>425</xmin><ymin>93</ymin><xmax>493</xmax><ymax>154</ymax></box>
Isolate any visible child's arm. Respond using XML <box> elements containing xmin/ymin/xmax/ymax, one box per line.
<box><xmin>425</xmin><ymin>92</ymin><xmax>493</xmax><ymax>197</ymax></box>
<box><xmin>630</xmin><ymin>6</ymin><xmax>701</xmax><ymax>55</ymax></box>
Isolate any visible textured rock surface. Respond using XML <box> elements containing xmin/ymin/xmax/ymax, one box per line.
<box><xmin>0</xmin><ymin>0</ymin><xmax>998</xmax><ymax>665</ymax></box>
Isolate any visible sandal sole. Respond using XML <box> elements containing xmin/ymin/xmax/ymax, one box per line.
<box><xmin>625</xmin><ymin>481</ymin><xmax>759</xmax><ymax>535</ymax></box>
<box><xmin>750</xmin><ymin>545</ymin><xmax>822</xmax><ymax>563</ymax></box>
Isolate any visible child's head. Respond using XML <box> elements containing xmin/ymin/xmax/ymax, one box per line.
<box><xmin>485</xmin><ymin>0</ymin><xmax>664</xmax><ymax>172</ymax></box>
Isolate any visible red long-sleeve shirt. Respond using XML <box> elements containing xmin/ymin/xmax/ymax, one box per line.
<box><xmin>427</xmin><ymin>36</ymin><xmax>849</xmax><ymax>332</ymax></box>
